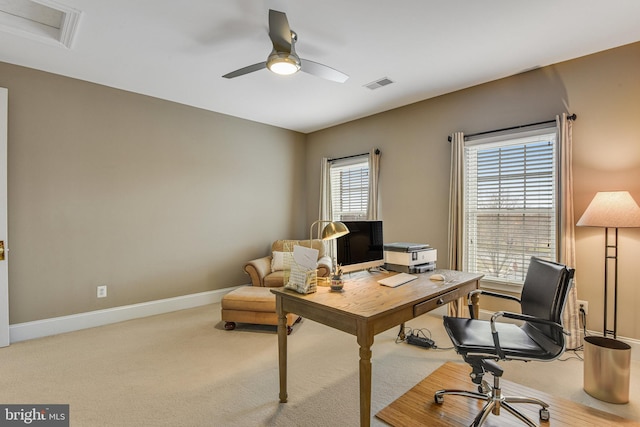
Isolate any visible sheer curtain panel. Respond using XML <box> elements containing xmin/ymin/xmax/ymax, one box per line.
<box><xmin>558</xmin><ymin>113</ymin><xmax>580</xmax><ymax>350</ymax></box>
<box><xmin>367</xmin><ymin>149</ymin><xmax>381</xmax><ymax>220</ymax></box>
<box><xmin>447</xmin><ymin>132</ymin><xmax>465</xmax><ymax>316</ymax></box>
<box><xmin>319</xmin><ymin>157</ymin><xmax>331</xmax><ymax>222</ymax></box>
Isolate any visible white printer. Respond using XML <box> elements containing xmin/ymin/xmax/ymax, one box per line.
<box><xmin>384</xmin><ymin>242</ymin><xmax>437</xmax><ymax>273</ymax></box>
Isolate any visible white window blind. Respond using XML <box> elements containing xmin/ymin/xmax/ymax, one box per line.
<box><xmin>464</xmin><ymin>128</ymin><xmax>558</xmax><ymax>284</ymax></box>
<box><xmin>329</xmin><ymin>155</ymin><xmax>369</xmax><ymax>221</ymax></box>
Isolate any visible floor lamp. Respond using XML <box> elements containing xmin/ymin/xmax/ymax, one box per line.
<box><xmin>576</xmin><ymin>191</ymin><xmax>640</xmax><ymax>338</ymax></box>
<box><xmin>577</xmin><ymin>191</ymin><xmax>640</xmax><ymax>404</ymax></box>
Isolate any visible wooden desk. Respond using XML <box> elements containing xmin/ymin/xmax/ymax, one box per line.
<box><xmin>272</xmin><ymin>269</ymin><xmax>483</xmax><ymax>427</ymax></box>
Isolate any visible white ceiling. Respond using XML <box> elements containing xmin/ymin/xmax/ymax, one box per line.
<box><xmin>1</xmin><ymin>0</ymin><xmax>640</xmax><ymax>133</ymax></box>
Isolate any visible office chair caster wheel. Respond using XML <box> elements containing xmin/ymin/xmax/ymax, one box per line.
<box><xmin>539</xmin><ymin>408</ymin><xmax>550</xmax><ymax>421</ymax></box>
<box><xmin>434</xmin><ymin>394</ymin><xmax>444</xmax><ymax>404</ymax></box>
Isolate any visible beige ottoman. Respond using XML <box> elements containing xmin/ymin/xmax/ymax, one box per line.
<box><xmin>221</xmin><ymin>286</ymin><xmax>300</xmax><ymax>334</ymax></box>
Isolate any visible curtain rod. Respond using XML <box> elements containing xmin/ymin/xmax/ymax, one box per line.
<box><xmin>328</xmin><ymin>148</ymin><xmax>380</xmax><ymax>162</ymax></box>
<box><xmin>447</xmin><ymin>114</ymin><xmax>577</xmax><ymax>142</ymax></box>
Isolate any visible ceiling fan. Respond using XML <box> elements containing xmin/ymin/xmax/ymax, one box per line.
<box><xmin>222</xmin><ymin>9</ymin><xmax>349</xmax><ymax>83</ymax></box>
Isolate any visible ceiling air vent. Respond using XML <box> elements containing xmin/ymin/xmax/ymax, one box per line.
<box><xmin>364</xmin><ymin>77</ymin><xmax>394</xmax><ymax>90</ymax></box>
<box><xmin>0</xmin><ymin>0</ymin><xmax>81</xmax><ymax>48</ymax></box>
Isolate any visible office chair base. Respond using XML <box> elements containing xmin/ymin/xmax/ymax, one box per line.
<box><xmin>434</xmin><ymin>388</ymin><xmax>550</xmax><ymax>427</ymax></box>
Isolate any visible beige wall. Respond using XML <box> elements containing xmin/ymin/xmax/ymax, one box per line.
<box><xmin>3</xmin><ymin>42</ymin><xmax>640</xmax><ymax>339</ymax></box>
<box><xmin>1</xmin><ymin>63</ymin><xmax>307</xmax><ymax>324</ymax></box>
<box><xmin>306</xmin><ymin>42</ymin><xmax>640</xmax><ymax>340</ymax></box>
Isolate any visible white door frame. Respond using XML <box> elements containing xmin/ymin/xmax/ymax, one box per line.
<box><xmin>0</xmin><ymin>88</ymin><xmax>8</xmax><ymax>347</ymax></box>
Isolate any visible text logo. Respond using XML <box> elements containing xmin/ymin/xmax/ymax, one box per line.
<box><xmin>0</xmin><ymin>405</ymin><xmax>69</xmax><ymax>426</ymax></box>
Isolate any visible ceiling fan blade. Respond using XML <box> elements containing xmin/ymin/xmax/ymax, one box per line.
<box><xmin>300</xmin><ymin>59</ymin><xmax>349</xmax><ymax>83</ymax></box>
<box><xmin>222</xmin><ymin>62</ymin><xmax>267</xmax><ymax>79</ymax></box>
<box><xmin>268</xmin><ymin>9</ymin><xmax>292</xmax><ymax>53</ymax></box>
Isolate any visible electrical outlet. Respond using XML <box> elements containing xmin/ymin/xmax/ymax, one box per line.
<box><xmin>577</xmin><ymin>299</ymin><xmax>588</xmax><ymax>315</ymax></box>
<box><xmin>97</xmin><ymin>285</ymin><xmax>107</xmax><ymax>298</ymax></box>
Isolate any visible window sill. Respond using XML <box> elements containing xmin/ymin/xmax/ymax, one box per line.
<box><xmin>479</xmin><ymin>278</ymin><xmax>523</xmax><ymax>294</ymax></box>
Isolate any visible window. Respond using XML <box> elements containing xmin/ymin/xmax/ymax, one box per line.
<box><xmin>329</xmin><ymin>155</ymin><xmax>369</xmax><ymax>221</ymax></box>
<box><xmin>463</xmin><ymin>127</ymin><xmax>558</xmax><ymax>284</ymax></box>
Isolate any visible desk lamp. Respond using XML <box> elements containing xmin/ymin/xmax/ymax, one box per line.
<box><xmin>309</xmin><ymin>220</ymin><xmax>350</xmax><ymax>241</ymax></box>
<box><xmin>309</xmin><ymin>220</ymin><xmax>349</xmax><ymax>284</ymax></box>
<box><xmin>576</xmin><ymin>191</ymin><xmax>640</xmax><ymax>338</ymax></box>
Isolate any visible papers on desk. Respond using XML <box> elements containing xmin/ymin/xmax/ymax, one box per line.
<box><xmin>284</xmin><ymin>245</ymin><xmax>320</xmax><ymax>295</ymax></box>
<box><xmin>293</xmin><ymin>245</ymin><xmax>319</xmax><ymax>270</ymax></box>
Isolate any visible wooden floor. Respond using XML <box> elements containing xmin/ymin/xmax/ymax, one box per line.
<box><xmin>376</xmin><ymin>362</ymin><xmax>639</xmax><ymax>427</ymax></box>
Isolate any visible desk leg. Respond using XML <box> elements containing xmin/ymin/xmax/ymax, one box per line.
<box><xmin>470</xmin><ymin>287</ymin><xmax>480</xmax><ymax>319</ymax></box>
<box><xmin>357</xmin><ymin>324</ymin><xmax>373</xmax><ymax>427</ymax></box>
<box><xmin>276</xmin><ymin>297</ymin><xmax>288</xmax><ymax>403</ymax></box>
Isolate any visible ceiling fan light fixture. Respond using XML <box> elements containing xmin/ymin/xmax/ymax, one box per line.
<box><xmin>267</xmin><ymin>52</ymin><xmax>301</xmax><ymax>76</ymax></box>
<box><xmin>222</xmin><ymin>10</ymin><xmax>348</xmax><ymax>83</ymax></box>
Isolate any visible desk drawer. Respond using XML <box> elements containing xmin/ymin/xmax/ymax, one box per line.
<box><xmin>413</xmin><ymin>288</ymin><xmax>465</xmax><ymax>317</ymax></box>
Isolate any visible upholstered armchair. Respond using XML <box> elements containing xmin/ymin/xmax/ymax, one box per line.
<box><xmin>221</xmin><ymin>239</ymin><xmax>332</xmax><ymax>334</ymax></box>
<box><xmin>243</xmin><ymin>239</ymin><xmax>333</xmax><ymax>287</ymax></box>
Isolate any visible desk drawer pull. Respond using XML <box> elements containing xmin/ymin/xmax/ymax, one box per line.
<box><xmin>413</xmin><ymin>289</ymin><xmax>462</xmax><ymax>317</ymax></box>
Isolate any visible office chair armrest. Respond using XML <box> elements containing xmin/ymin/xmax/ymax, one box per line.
<box><xmin>489</xmin><ymin>311</ymin><xmax>507</xmax><ymax>359</ymax></box>
<box><xmin>490</xmin><ymin>311</ymin><xmax>567</xmax><ymax>359</ymax></box>
<box><xmin>499</xmin><ymin>311</ymin><xmax>566</xmax><ymax>333</ymax></box>
<box><xmin>467</xmin><ymin>289</ymin><xmax>521</xmax><ymax>319</ymax></box>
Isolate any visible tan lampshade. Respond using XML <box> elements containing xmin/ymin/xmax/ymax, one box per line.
<box><xmin>321</xmin><ymin>221</ymin><xmax>350</xmax><ymax>240</ymax></box>
<box><xmin>577</xmin><ymin>191</ymin><xmax>640</xmax><ymax>228</ymax></box>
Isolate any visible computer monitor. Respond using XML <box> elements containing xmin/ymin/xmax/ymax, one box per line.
<box><xmin>335</xmin><ymin>220</ymin><xmax>384</xmax><ymax>273</ymax></box>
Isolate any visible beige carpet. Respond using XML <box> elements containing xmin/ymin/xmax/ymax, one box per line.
<box><xmin>377</xmin><ymin>361</ymin><xmax>640</xmax><ymax>426</ymax></box>
<box><xmin>0</xmin><ymin>304</ymin><xmax>638</xmax><ymax>426</ymax></box>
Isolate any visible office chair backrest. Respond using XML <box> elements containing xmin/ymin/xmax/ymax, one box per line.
<box><xmin>520</xmin><ymin>257</ymin><xmax>574</xmax><ymax>345</ymax></box>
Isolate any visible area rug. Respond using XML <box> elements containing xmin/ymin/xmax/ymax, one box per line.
<box><xmin>376</xmin><ymin>361</ymin><xmax>639</xmax><ymax>427</ymax></box>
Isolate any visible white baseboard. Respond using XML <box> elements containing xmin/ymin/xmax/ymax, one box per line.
<box><xmin>9</xmin><ymin>286</ymin><xmax>242</xmax><ymax>343</ymax></box>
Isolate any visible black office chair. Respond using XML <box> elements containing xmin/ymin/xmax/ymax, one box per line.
<box><xmin>434</xmin><ymin>257</ymin><xmax>575</xmax><ymax>427</ymax></box>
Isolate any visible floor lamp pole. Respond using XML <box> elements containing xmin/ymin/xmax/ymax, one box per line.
<box><xmin>604</xmin><ymin>227</ymin><xmax>619</xmax><ymax>339</ymax></box>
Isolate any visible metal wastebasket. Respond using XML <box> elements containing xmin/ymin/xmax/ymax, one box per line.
<box><xmin>583</xmin><ymin>336</ymin><xmax>631</xmax><ymax>403</ymax></box>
